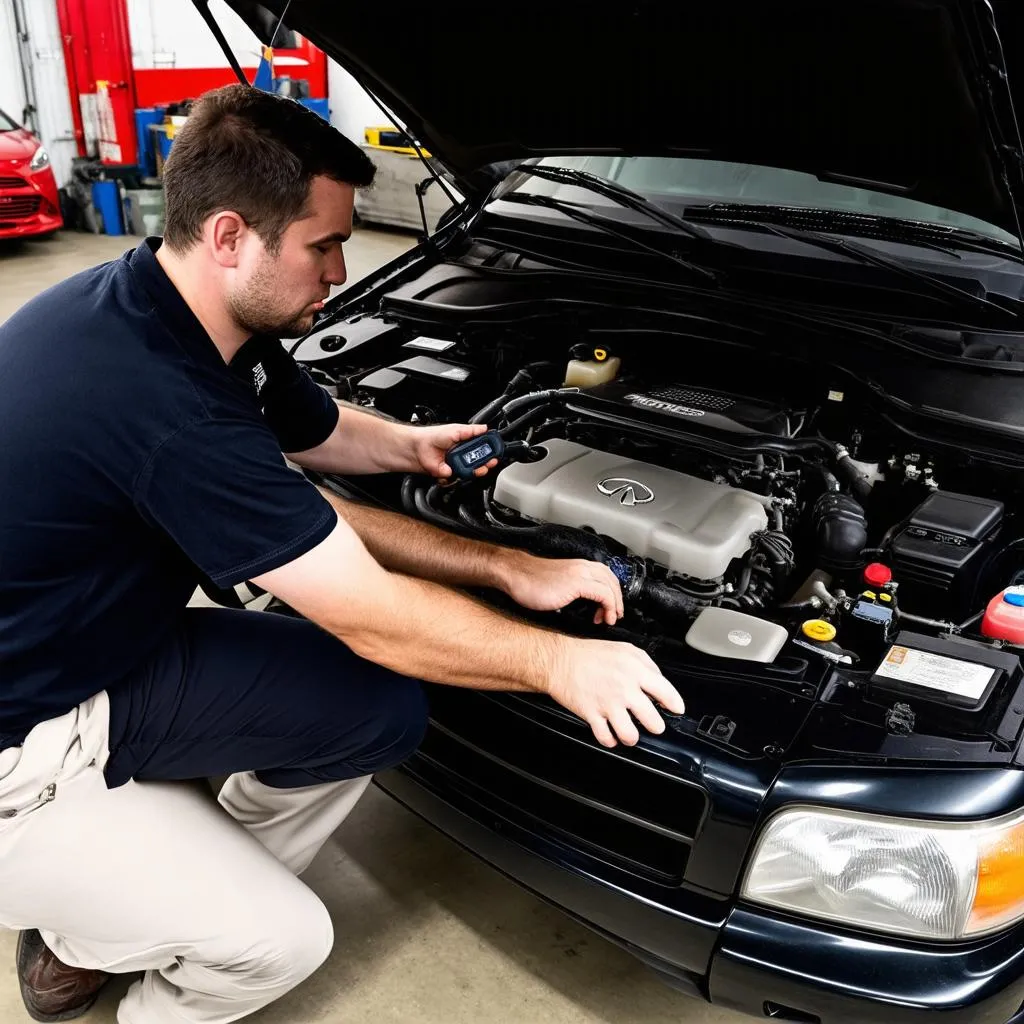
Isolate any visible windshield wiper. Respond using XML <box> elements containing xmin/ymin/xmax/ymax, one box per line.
<box><xmin>685</xmin><ymin>203</ymin><xmax>1023</xmax><ymax>262</ymax></box>
<box><xmin>497</xmin><ymin>190</ymin><xmax>720</xmax><ymax>285</ymax></box>
<box><xmin>511</xmin><ymin>164</ymin><xmax>716</xmax><ymax>243</ymax></box>
<box><xmin>684</xmin><ymin>204</ymin><xmax>1016</xmax><ymax>318</ymax></box>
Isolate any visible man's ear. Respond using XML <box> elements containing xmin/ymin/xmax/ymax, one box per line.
<box><xmin>206</xmin><ymin>211</ymin><xmax>248</xmax><ymax>268</ymax></box>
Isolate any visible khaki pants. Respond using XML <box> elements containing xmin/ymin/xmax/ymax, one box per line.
<box><xmin>0</xmin><ymin>691</ymin><xmax>371</xmax><ymax>1022</ymax></box>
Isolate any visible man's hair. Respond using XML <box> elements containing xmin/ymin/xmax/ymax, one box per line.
<box><xmin>162</xmin><ymin>83</ymin><xmax>376</xmax><ymax>254</ymax></box>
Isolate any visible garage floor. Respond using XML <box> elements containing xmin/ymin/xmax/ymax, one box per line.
<box><xmin>0</xmin><ymin>230</ymin><xmax>747</xmax><ymax>1024</ymax></box>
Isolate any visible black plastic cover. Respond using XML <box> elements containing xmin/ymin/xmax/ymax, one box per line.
<box><xmin>571</xmin><ymin>378</ymin><xmax>789</xmax><ymax>436</ymax></box>
<box><xmin>895</xmin><ymin>491</ymin><xmax>1003</xmax><ymax>555</ymax></box>
<box><xmin>888</xmin><ymin>491</ymin><xmax>1003</xmax><ymax>619</ymax></box>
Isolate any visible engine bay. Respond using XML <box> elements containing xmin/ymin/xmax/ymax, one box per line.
<box><xmin>296</xmin><ymin>302</ymin><xmax>1024</xmax><ymax>761</ymax></box>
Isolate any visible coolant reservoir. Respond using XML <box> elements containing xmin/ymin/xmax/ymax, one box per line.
<box><xmin>564</xmin><ymin>348</ymin><xmax>620</xmax><ymax>388</ymax></box>
<box><xmin>981</xmin><ymin>586</ymin><xmax>1024</xmax><ymax>643</ymax></box>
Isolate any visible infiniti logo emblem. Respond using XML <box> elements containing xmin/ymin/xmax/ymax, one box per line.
<box><xmin>597</xmin><ymin>477</ymin><xmax>655</xmax><ymax>506</ymax></box>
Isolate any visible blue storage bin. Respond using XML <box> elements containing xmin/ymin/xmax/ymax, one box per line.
<box><xmin>91</xmin><ymin>181</ymin><xmax>124</xmax><ymax>236</ymax></box>
<box><xmin>134</xmin><ymin>108</ymin><xmax>163</xmax><ymax>176</ymax></box>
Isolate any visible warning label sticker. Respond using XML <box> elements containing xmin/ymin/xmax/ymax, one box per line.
<box><xmin>407</xmin><ymin>336</ymin><xmax>454</xmax><ymax>352</ymax></box>
<box><xmin>875</xmin><ymin>646</ymin><xmax>996</xmax><ymax>701</ymax></box>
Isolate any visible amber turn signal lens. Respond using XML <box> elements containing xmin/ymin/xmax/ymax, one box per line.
<box><xmin>969</xmin><ymin>821</ymin><xmax>1024</xmax><ymax>932</ymax></box>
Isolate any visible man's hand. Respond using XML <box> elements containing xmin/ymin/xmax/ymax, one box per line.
<box><xmin>498</xmin><ymin>550</ymin><xmax>624</xmax><ymax>625</ymax></box>
<box><xmin>547</xmin><ymin>637</ymin><xmax>685</xmax><ymax>748</ymax></box>
<box><xmin>406</xmin><ymin>421</ymin><xmax>499</xmax><ymax>479</ymax></box>
<box><xmin>287</xmin><ymin>408</ymin><xmax>501</xmax><ymax>478</ymax></box>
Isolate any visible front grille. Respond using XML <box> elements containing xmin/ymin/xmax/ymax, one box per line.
<box><xmin>647</xmin><ymin>386</ymin><xmax>734</xmax><ymax>411</ymax></box>
<box><xmin>0</xmin><ymin>195</ymin><xmax>41</xmax><ymax>219</ymax></box>
<box><xmin>0</xmin><ymin>175</ymin><xmax>27</xmax><ymax>189</ymax></box>
<box><xmin>411</xmin><ymin>688</ymin><xmax>705</xmax><ymax>886</ymax></box>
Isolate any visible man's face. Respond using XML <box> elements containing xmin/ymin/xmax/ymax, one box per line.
<box><xmin>228</xmin><ymin>175</ymin><xmax>354</xmax><ymax>338</ymax></box>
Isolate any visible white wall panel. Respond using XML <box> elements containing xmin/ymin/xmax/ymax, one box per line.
<box><xmin>0</xmin><ymin>0</ymin><xmax>27</xmax><ymax>123</ymax></box>
<box><xmin>128</xmin><ymin>0</ymin><xmax>262</xmax><ymax>70</ymax></box>
<box><xmin>19</xmin><ymin>0</ymin><xmax>77</xmax><ymax>187</ymax></box>
<box><xmin>327</xmin><ymin>60</ymin><xmax>385</xmax><ymax>145</ymax></box>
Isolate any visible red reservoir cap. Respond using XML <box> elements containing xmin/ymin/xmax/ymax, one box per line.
<box><xmin>863</xmin><ymin>562</ymin><xmax>892</xmax><ymax>588</ymax></box>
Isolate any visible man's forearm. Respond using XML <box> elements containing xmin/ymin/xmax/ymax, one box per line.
<box><xmin>290</xmin><ymin>402</ymin><xmax>417</xmax><ymax>475</ymax></box>
<box><xmin>318</xmin><ymin>486</ymin><xmax>521</xmax><ymax>591</ymax></box>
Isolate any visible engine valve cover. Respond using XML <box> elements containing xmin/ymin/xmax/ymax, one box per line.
<box><xmin>494</xmin><ymin>439</ymin><xmax>768</xmax><ymax>579</ymax></box>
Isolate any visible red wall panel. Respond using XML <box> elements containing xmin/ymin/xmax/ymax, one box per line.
<box><xmin>57</xmin><ymin>0</ymin><xmax>138</xmax><ymax>163</ymax></box>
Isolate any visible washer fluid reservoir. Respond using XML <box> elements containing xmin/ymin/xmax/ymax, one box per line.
<box><xmin>981</xmin><ymin>586</ymin><xmax>1024</xmax><ymax>644</ymax></box>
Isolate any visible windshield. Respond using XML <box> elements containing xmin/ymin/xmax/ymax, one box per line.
<box><xmin>0</xmin><ymin>109</ymin><xmax>18</xmax><ymax>132</ymax></box>
<box><xmin>508</xmin><ymin>155</ymin><xmax>1020</xmax><ymax>248</ymax></box>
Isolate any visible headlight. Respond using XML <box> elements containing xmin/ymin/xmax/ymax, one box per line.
<box><xmin>741</xmin><ymin>805</ymin><xmax>1024</xmax><ymax>940</ymax></box>
<box><xmin>29</xmin><ymin>146</ymin><xmax>50</xmax><ymax>172</ymax></box>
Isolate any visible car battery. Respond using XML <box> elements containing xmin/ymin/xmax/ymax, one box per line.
<box><xmin>869</xmin><ymin>631</ymin><xmax>1020</xmax><ymax>727</ymax></box>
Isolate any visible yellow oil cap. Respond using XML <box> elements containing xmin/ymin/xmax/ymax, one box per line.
<box><xmin>593</xmin><ymin>347</ymin><xmax>608</xmax><ymax>362</ymax></box>
<box><xmin>801</xmin><ymin>619</ymin><xmax>837</xmax><ymax>643</ymax></box>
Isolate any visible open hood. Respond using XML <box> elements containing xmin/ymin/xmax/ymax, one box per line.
<box><xmin>218</xmin><ymin>0</ymin><xmax>1024</xmax><ymax>239</ymax></box>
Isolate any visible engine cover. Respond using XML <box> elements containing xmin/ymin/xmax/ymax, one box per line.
<box><xmin>493</xmin><ymin>439</ymin><xmax>769</xmax><ymax>579</ymax></box>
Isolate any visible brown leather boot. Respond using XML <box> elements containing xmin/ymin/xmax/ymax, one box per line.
<box><xmin>16</xmin><ymin>929</ymin><xmax>109</xmax><ymax>1022</ymax></box>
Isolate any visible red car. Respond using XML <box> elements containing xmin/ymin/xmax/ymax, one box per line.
<box><xmin>0</xmin><ymin>108</ymin><xmax>63</xmax><ymax>240</ymax></box>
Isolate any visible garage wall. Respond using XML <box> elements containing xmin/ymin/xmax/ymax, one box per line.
<box><xmin>127</xmin><ymin>0</ymin><xmax>263</xmax><ymax>70</ymax></box>
<box><xmin>0</xmin><ymin>0</ymin><xmax>27</xmax><ymax>123</ymax></box>
<box><xmin>327</xmin><ymin>61</ymin><xmax>386</xmax><ymax>145</ymax></box>
<box><xmin>126</xmin><ymin>0</ymin><xmax>392</xmax><ymax>145</ymax></box>
<box><xmin>18</xmin><ymin>0</ymin><xmax>78</xmax><ymax>189</ymax></box>
<box><xmin>2</xmin><ymin>0</ymin><xmax>423</xmax><ymax>187</ymax></box>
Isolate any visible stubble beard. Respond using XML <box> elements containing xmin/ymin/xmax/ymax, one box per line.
<box><xmin>227</xmin><ymin>255</ymin><xmax>313</xmax><ymax>338</ymax></box>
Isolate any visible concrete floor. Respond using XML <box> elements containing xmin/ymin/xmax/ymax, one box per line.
<box><xmin>0</xmin><ymin>229</ymin><xmax>748</xmax><ymax>1024</ymax></box>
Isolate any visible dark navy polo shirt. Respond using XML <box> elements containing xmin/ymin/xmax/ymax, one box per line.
<box><xmin>0</xmin><ymin>237</ymin><xmax>340</xmax><ymax>748</ymax></box>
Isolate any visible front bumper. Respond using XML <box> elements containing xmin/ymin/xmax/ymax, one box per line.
<box><xmin>377</xmin><ymin>763</ymin><xmax>1024</xmax><ymax>1024</ymax></box>
<box><xmin>0</xmin><ymin>175</ymin><xmax>63</xmax><ymax>239</ymax></box>
<box><xmin>0</xmin><ymin>207</ymin><xmax>63</xmax><ymax>239</ymax></box>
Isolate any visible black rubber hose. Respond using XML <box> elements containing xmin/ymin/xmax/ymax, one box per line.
<box><xmin>817</xmin><ymin>466</ymin><xmax>841</xmax><ymax>493</ymax></box>
<box><xmin>469</xmin><ymin>394</ymin><xmax>512</xmax><ymax>428</ymax></box>
<box><xmin>400</xmin><ymin>474</ymin><xmax>422</xmax><ymax>516</ymax></box>
<box><xmin>528</xmin><ymin>524</ymin><xmax>612</xmax><ymax>562</ymax></box>
<box><xmin>959</xmin><ymin>608</ymin><xmax>985</xmax><ymax>632</ymax></box>
<box><xmin>457</xmin><ymin>502</ymin><xmax>487</xmax><ymax>532</ymax></box>
<box><xmin>413</xmin><ymin>485</ymin><xmax>457</xmax><ymax>530</ymax></box>
<box><xmin>835</xmin><ymin>451</ymin><xmax>874</xmax><ymax>503</ymax></box>
<box><xmin>639</xmin><ymin>578</ymin><xmax>703</xmax><ymax>619</ymax></box>
<box><xmin>403</xmin><ymin>478</ymin><xmax>489</xmax><ymax>539</ymax></box>
<box><xmin>470</xmin><ymin>380</ymin><xmax>572</xmax><ymax>426</ymax></box>
<box><xmin>500</xmin><ymin>403</ymin><xmax>560</xmax><ymax>439</ymax></box>
<box><xmin>733</xmin><ymin>564</ymin><xmax>753</xmax><ymax>599</ymax></box>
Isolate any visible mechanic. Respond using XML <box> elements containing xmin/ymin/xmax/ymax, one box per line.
<box><xmin>0</xmin><ymin>84</ymin><xmax>684</xmax><ymax>1024</ymax></box>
